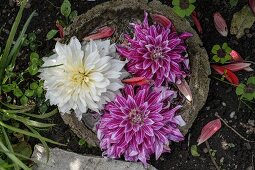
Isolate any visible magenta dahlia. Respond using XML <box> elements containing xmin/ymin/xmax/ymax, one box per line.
<box><xmin>97</xmin><ymin>85</ymin><xmax>184</xmax><ymax>165</ymax></box>
<box><xmin>117</xmin><ymin>12</ymin><xmax>192</xmax><ymax>86</ymax></box>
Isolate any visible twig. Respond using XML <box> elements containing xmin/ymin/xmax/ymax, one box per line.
<box><xmin>45</xmin><ymin>0</ymin><xmax>59</xmax><ymax>9</ymax></box>
<box><xmin>212</xmin><ymin>76</ymin><xmax>237</xmax><ymax>87</ymax></box>
<box><xmin>205</xmin><ymin>141</ymin><xmax>220</xmax><ymax>170</ymax></box>
<box><xmin>215</xmin><ymin>113</ymin><xmax>255</xmax><ymax>143</ymax></box>
<box><xmin>187</xmin><ymin>133</ymin><xmax>191</xmax><ymax>148</ymax></box>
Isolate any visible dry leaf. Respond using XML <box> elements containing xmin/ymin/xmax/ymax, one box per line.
<box><xmin>230</xmin><ymin>5</ymin><xmax>255</xmax><ymax>39</ymax></box>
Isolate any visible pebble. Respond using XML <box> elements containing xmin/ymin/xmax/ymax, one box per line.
<box><xmin>246</xmin><ymin>166</ymin><xmax>253</xmax><ymax>170</ymax></box>
<box><xmin>222</xmin><ymin>102</ymin><xmax>226</xmax><ymax>107</ymax></box>
<box><xmin>244</xmin><ymin>28</ymin><xmax>250</xmax><ymax>34</ymax></box>
<box><xmin>203</xmin><ymin>148</ymin><xmax>208</xmax><ymax>153</ymax></box>
<box><xmin>246</xmin><ymin>33</ymin><xmax>253</xmax><ymax>38</ymax></box>
<box><xmin>248</xmin><ymin>119</ymin><xmax>254</xmax><ymax>126</ymax></box>
<box><xmin>206</xmin><ymin>106</ymin><xmax>210</xmax><ymax>111</ymax></box>
<box><xmin>229</xmin><ymin>111</ymin><xmax>235</xmax><ymax>118</ymax></box>
<box><xmin>244</xmin><ymin>143</ymin><xmax>251</xmax><ymax>150</ymax></box>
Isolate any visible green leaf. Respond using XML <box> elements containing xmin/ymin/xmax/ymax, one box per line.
<box><xmin>78</xmin><ymin>138</ymin><xmax>86</xmax><ymax>146</ymax></box>
<box><xmin>212</xmin><ymin>55</ymin><xmax>220</xmax><ymax>62</ymax></box>
<box><xmin>28</xmin><ymin>32</ymin><xmax>36</xmax><ymax>42</ymax></box>
<box><xmin>247</xmin><ymin>77</ymin><xmax>255</xmax><ymax>84</ymax></box>
<box><xmin>2</xmin><ymin>127</ymin><xmax>19</xmax><ymax>170</ymax></box>
<box><xmin>8</xmin><ymin>10</ymin><xmax>37</xmax><ymax>77</ymax></box>
<box><xmin>12</xmin><ymin>142</ymin><xmax>32</xmax><ymax>160</ymax></box>
<box><xmin>173</xmin><ymin>6</ymin><xmax>186</xmax><ymax>18</ymax></box>
<box><xmin>13</xmin><ymin>88</ymin><xmax>23</xmax><ymax>97</ymax></box>
<box><xmin>243</xmin><ymin>92</ymin><xmax>253</xmax><ymax>101</ymax></box>
<box><xmin>30</xmin><ymin>82</ymin><xmax>38</xmax><ymax>90</ymax></box>
<box><xmin>69</xmin><ymin>10</ymin><xmax>78</xmax><ymax>22</ymax></box>
<box><xmin>0</xmin><ymin>140</ymin><xmax>30</xmax><ymax>170</ymax></box>
<box><xmin>236</xmin><ymin>84</ymin><xmax>245</xmax><ymax>95</ymax></box>
<box><xmin>24</xmin><ymin>89</ymin><xmax>34</xmax><ymax>97</ymax></box>
<box><xmin>61</xmin><ymin>0</ymin><xmax>71</xmax><ymax>18</ymax></box>
<box><xmin>20</xmin><ymin>95</ymin><xmax>28</xmax><ymax>105</ymax></box>
<box><xmin>189</xmin><ymin>0</ymin><xmax>196</xmax><ymax>3</ymax></box>
<box><xmin>0</xmin><ymin>121</ymin><xmax>63</xmax><ymax>145</ymax></box>
<box><xmin>30</xmin><ymin>52</ymin><xmax>39</xmax><ymax>64</ymax></box>
<box><xmin>222</xmin><ymin>43</ymin><xmax>228</xmax><ymax>49</ymax></box>
<box><xmin>211</xmin><ymin>45</ymin><xmax>220</xmax><ymax>54</ymax></box>
<box><xmin>36</xmin><ymin>87</ymin><xmax>43</xmax><ymax>97</ymax></box>
<box><xmin>19</xmin><ymin>108</ymin><xmax>58</xmax><ymax>119</ymax></box>
<box><xmin>229</xmin><ymin>0</ymin><xmax>238</xmax><ymax>7</ymax></box>
<box><xmin>2</xmin><ymin>84</ymin><xmax>14</xmax><ymax>92</ymax></box>
<box><xmin>0</xmin><ymin>2</ymin><xmax>27</xmax><ymax>84</ymax></box>
<box><xmin>185</xmin><ymin>4</ymin><xmax>195</xmax><ymax>16</ymax></box>
<box><xmin>191</xmin><ymin>145</ymin><xmax>200</xmax><ymax>157</ymax></box>
<box><xmin>46</xmin><ymin>29</ymin><xmax>58</xmax><ymax>40</ymax></box>
<box><xmin>28</xmin><ymin>64</ymin><xmax>39</xmax><ymax>75</ymax></box>
<box><xmin>3</xmin><ymin>113</ymin><xmax>55</xmax><ymax>128</ymax></box>
<box><xmin>172</xmin><ymin>0</ymin><xmax>180</xmax><ymax>6</ymax></box>
<box><xmin>39</xmin><ymin>104</ymin><xmax>48</xmax><ymax>114</ymax></box>
<box><xmin>29</xmin><ymin>42</ymin><xmax>37</xmax><ymax>51</ymax></box>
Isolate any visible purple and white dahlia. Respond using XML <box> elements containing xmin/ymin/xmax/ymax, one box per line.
<box><xmin>117</xmin><ymin>12</ymin><xmax>192</xmax><ymax>86</ymax></box>
<box><xmin>97</xmin><ymin>85</ymin><xmax>184</xmax><ymax>165</ymax></box>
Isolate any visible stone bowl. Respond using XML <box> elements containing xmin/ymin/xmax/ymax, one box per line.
<box><xmin>62</xmin><ymin>0</ymin><xmax>210</xmax><ymax>147</ymax></box>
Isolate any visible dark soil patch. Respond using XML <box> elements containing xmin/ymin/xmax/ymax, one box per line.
<box><xmin>0</xmin><ymin>0</ymin><xmax>254</xmax><ymax>170</ymax></box>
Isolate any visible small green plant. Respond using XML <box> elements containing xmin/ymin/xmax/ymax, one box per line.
<box><xmin>46</xmin><ymin>0</ymin><xmax>77</xmax><ymax>40</ymax></box>
<box><xmin>172</xmin><ymin>0</ymin><xmax>196</xmax><ymax>18</ymax></box>
<box><xmin>211</xmin><ymin>43</ymin><xmax>232</xmax><ymax>64</ymax></box>
<box><xmin>23</xmin><ymin>32</ymin><xmax>41</xmax><ymax>51</ymax></box>
<box><xmin>191</xmin><ymin>145</ymin><xmax>200</xmax><ymax>157</ymax></box>
<box><xmin>236</xmin><ymin>77</ymin><xmax>255</xmax><ymax>101</ymax></box>
<box><xmin>27</xmin><ymin>52</ymin><xmax>43</xmax><ymax>76</ymax></box>
<box><xmin>0</xmin><ymin>1</ymin><xmax>61</xmax><ymax>169</ymax></box>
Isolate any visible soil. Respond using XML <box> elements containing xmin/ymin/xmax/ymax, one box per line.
<box><xmin>0</xmin><ymin>0</ymin><xmax>254</xmax><ymax>170</ymax></box>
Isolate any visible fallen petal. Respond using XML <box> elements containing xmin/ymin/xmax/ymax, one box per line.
<box><xmin>213</xmin><ymin>12</ymin><xmax>228</xmax><ymax>37</ymax></box>
<box><xmin>222</xmin><ymin>62</ymin><xmax>251</xmax><ymax>72</ymax></box>
<box><xmin>122</xmin><ymin>77</ymin><xmax>145</xmax><ymax>83</ymax></box>
<box><xmin>83</xmin><ymin>26</ymin><xmax>115</xmax><ymax>41</ymax></box>
<box><xmin>243</xmin><ymin>67</ymin><xmax>254</xmax><ymax>72</ymax></box>
<box><xmin>211</xmin><ymin>65</ymin><xmax>240</xmax><ymax>85</ymax></box>
<box><xmin>176</xmin><ymin>79</ymin><xmax>192</xmax><ymax>102</ymax></box>
<box><xmin>151</xmin><ymin>13</ymin><xmax>172</xmax><ymax>28</ymax></box>
<box><xmin>249</xmin><ymin>0</ymin><xmax>255</xmax><ymax>15</ymax></box>
<box><xmin>230</xmin><ymin>50</ymin><xmax>243</xmax><ymax>62</ymax></box>
<box><xmin>122</xmin><ymin>77</ymin><xmax>150</xmax><ymax>86</ymax></box>
<box><xmin>56</xmin><ymin>20</ymin><xmax>64</xmax><ymax>39</ymax></box>
<box><xmin>197</xmin><ymin>119</ymin><xmax>221</xmax><ymax>145</ymax></box>
<box><xmin>191</xmin><ymin>11</ymin><xmax>203</xmax><ymax>34</ymax></box>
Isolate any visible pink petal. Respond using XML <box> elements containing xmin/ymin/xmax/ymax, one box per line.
<box><xmin>83</xmin><ymin>26</ymin><xmax>115</xmax><ymax>41</ymax></box>
<box><xmin>222</xmin><ymin>62</ymin><xmax>251</xmax><ymax>72</ymax></box>
<box><xmin>176</xmin><ymin>79</ymin><xmax>192</xmax><ymax>102</ymax></box>
<box><xmin>197</xmin><ymin>119</ymin><xmax>221</xmax><ymax>145</ymax></box>
<box><xmin>151</xmin><ymin>13</ymin><xmax>172</xmax><ymax>28</ymax></box>
<box><xmin>191</xmin><ymin>11</ymin><xmax>203</xmax><ymax>34</ymax></box>
<box><xmin>211</xmin><ymin>65</ymin><xmax>240</xmax><ymax>85</ymax></box>
<box><xmin>243</xmin><ymin>67</ymin><xmax>254</xmax><ymax>72</ymax></box>
<box><xmin>56</xmin><ymin>20</ymin><xmax>64</xmax><ymax>38</ymax></box>
<box><xmin>249</xmin><ymin>0</ymin><xmax>255</xmax><ymax>15</ymax></box>
<box><xmin>213</xmin><ymin>12</ymin><xmax>228</xmax><ymax>37</ymax></box>
<box><xmin>230</xmin><ymin>50</ymin><xmax>243</xmax><ymax>62</ymax></box>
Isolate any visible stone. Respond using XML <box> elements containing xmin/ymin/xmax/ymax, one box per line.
<box><xmin>31</xmin><ymin>145</ymin><xmax>157</xmax><ymax>170</ymax></box>
<box><xmin>62</xmin><ymin>0</ymin><xmax>210</xmax><ymax>146</ymax></box>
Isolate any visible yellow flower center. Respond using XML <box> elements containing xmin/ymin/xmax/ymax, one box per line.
<box><xmin>71</xmin><ymin>69</ymin><xmax>90</xmax><ymax>85</ymax></box>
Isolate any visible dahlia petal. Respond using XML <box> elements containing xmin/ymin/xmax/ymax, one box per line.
<box><xmin>142</xmin><ymin>125</ymin><xmax>154</xmax><ymax>136</ymax></box>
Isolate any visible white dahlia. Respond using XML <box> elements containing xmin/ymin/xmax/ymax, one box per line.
<box><xmin>39</xmin><ymin>37</ymin><xmax>126</xmax><ymax>120</ymax></box>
